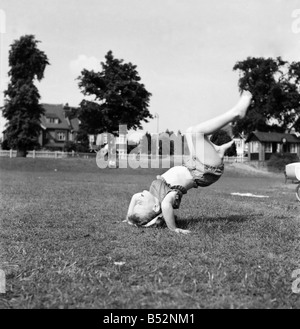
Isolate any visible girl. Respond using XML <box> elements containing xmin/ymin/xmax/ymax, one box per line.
<box><xmin>124</xmin><ymin>91</ymin><xmax>252</xmax><ymax>234</ymax></box>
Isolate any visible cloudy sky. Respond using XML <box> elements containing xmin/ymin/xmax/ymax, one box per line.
<box><xmin>0</xmin><ymin>0</ymin><xmax>300</xmax><ymax>139</ymax></box>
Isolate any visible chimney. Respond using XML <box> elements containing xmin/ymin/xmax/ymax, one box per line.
<box><xmin>63</xmin><ymin>103</ymin><xmax>70</xmax><ymax>118</ymax></box>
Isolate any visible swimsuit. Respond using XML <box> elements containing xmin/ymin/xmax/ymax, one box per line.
<box><xmin>138</xmin><ymin>176</ymin><xmax>186</xmax><ymax>228</ymax></box>
<box><xmin>144</xmin><ymin>160</ymin><xmax>223</xmax><ymax>227</ymax></box>
<box><xmin>149</xmin><ymin>175</ymin><xmax>187</xmax><ymax>209</ymax></box>
<box><xmin>183</xmin><ymin>156</ymin><xmax>224</xmax><ymax>187</ymax></box>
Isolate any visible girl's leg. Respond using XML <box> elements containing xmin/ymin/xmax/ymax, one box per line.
<box><xmin>186</xmin><ymin>91</ymin><xmax>252</xmax><ymax>166</ymax></box>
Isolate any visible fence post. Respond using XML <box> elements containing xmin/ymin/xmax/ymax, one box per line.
<box><xmin>10</xmin><ymin>149</ymin><xmax>12</xmax><ymax>158</ymax></box>
<box><xmin>33</xmin><ymin>150</ymin><xmax>35</xmax><ymax>159</ymax></box>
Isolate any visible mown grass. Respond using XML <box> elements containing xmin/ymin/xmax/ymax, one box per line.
<box><xmin>0</xmin><ymin>158</ymin><xmax>299</xmax><ymax>309</ymax></box>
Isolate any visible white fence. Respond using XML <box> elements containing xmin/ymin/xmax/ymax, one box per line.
<box><xmin>0</xmin><ymin>150</ymin><xmax>96</xmax><ymax>158</ymax></box>
<box><xmin>223</xmin><ymin>155</ymin><xmax>247</xmax><ymax>163</ymax></box>
<box><xmin>0</xmin><ymin>150</ymin><xmax>247</xmax><ymax>162</ymax></box>
<box><xmin>0</xmin><ymin>150</ymin><xmax>17</xmax><ymax>158</ymax></box>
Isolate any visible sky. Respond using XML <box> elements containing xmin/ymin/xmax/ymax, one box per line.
<box><xmin>0</xmin><ymin>0</ymin><xmax>300</xmax><ymax>140</ymax></box>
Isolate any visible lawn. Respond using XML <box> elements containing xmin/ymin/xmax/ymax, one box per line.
<box><xmin>0</xmin><ymin>157</ymin><xmax>299</xmax><ymax>309</ymax></box>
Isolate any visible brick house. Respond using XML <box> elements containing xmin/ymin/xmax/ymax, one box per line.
<box><xmin>39</xmin><ymin>104</ymin><xmax>80</xmax><ymax>150</ymax></box>
<box><xmin>245</xmin><ymin>131</ymin><xmax>300</xmax><ymax>161</ymax></box>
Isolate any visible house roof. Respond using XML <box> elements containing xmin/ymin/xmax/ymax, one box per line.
<box><xmin>70</xmin><ymin>117</ymin><xmax>79</xmax><ymax>132</ymax></box>
<box><xmin>40</xmin><ymin>104</ymin><xmax>79</xmax><ymax>131</ymax></box>
<box><xmin>246</xmin><ymin>131</ymin><xmax>300</xmax><ymax>143</ymax></box>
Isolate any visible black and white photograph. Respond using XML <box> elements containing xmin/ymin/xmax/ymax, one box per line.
<box><xmin>0</xmin><ymin>0</ymin><xmax>300</xmax><ymax>314</ymax></box>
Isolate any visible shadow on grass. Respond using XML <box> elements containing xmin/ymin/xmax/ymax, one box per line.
<box><xmin>177</xmin><ymin>214</ymin><xmax>253</xmax><ymax>228</ymax></box>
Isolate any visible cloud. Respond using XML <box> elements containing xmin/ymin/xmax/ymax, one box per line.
<box><xmin>69</xmin><ymin>55</ymin><xmax>101</xmax><ymax>77</ymax></box>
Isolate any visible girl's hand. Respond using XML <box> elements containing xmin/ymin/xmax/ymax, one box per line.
<box><xmin>175</xmin><ymin>228</ymin><xmax>191</xmax><ymax>235</ymax></box>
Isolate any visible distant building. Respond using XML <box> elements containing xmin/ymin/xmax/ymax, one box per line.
<box><xmin>39</xmin><ymin>103</ymin><xmax>80</xmax><ymax>150</ymax></box>
<box><xmin>1</xmin><ymin>103</ymin><xmax>80</xmax><ymax>150</ymax></box>
<box><xmin>221</xmin><ymin>124</ymin><xmax>248</xmax><ymax>156</ymax></box>
<box><xmin>89</xmin><ymin>125</ymin><xmax>128</xmax><ymax>157</ymax></box>
<box><xmin>245</xmin><ymin>131</ymin><xmax>300</xmax><ymax>161</ymax></box>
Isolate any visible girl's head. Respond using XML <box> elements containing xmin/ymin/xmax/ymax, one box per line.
<box><xmin>128</xmin><ymin>190</ymin><xmax>161</xmax><ymax>226</ymax></box>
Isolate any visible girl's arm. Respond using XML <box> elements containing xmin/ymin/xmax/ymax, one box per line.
<box><xmin>161</xmin><ymin>192</ymin><xmax>191</xmax><ymax>234</ymax></box>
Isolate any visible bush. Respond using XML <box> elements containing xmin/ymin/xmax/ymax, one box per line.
<box><xmin>63</xmin><ymin>141</ymin><xmax>91</xmax><ymax>153</ymax></box>
<box><xmin>64</xmin><ymin>141</ymin><xmax>77</xmax><ymax>152</ymax></box>
<box><xmin>76</xmin><ymin>143</ymin><xmax>90</xmax><ymax>153</ymax></box>
<box><xmin>267</xmin><ymin>153</ymin><xmax>300</xmax><ymax>171</ymax></box>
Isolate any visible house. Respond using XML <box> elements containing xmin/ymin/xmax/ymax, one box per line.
<box><xmin>245</xmin><ymin>131</ymin><xmax>300</xmax><ymax>161</ymax></box>
<box><xmin>221</xmin><ymin>123</ymin><xmax>248</xmax><ymax>156</ymax></box>
<box><xmin>89</xmin><ymin>125</ymin><xmax>128</xmax><ymax>157</ymax></box>
<box><xmin>233</xmin><ymin>132</ymin><xmax>248</xmax><ymax>156</ymax></box>
<box><xmin>39</xmin><ymin>104</ymin><xmax>80</xmax><ymax>150</ymax></box>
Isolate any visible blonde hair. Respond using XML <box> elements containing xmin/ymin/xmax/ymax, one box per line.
<box><xmin>128</xmin><ymin>210</ymin><xmax>158</xmax><ymax>227</ymax></box>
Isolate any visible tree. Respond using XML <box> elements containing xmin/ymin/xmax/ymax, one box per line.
<box><xmin>77</xmin><ymin>51</ymin><xmax>153</xmax><ymax>136</ymax></box>
<box><xmin>3</xmin><ymin>35</ymin><xmax>49</xmax><ymax>157</ymax></box>
<box><xmin>210</xmin><ymin>130</ymin><xmax>237</xmax><ymax>156</ymax></box>
<box><xmin>63</xmin><ymin>106</ymin><xmax>90</xmax><ymax>152</ymax></box>
<box><xmin>233</xmin><ymin>57</ymin><xmax>300</xmax><ymax>135</ymax></box>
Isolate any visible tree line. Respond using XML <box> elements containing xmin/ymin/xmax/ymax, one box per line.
<box><xmin>1</xmin><ymin>35</ymin><xmax>300</xmax><ymax>156</ymax></box>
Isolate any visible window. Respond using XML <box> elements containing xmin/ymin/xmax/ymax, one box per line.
<box><xmin>46</xmin><ymin>117</ymin><xmax>59</xmax><ymax>124</ymax></box>
<box><xmin>251</xmin><ymin>141</ymin><xmax>259</xmax><ymax>153</ymax></box>
<box><xmin>265</xmin><ymin>142</ymin><xmax>272</xmax><ymax>153</ymax></box>
<box><xmin>57</xmin><ymin>132</ymin><xmax>66</xmax><ymax>141</ymax></box>
<box><xmin>290</xmin><ymin>143</ymin><xmax>297</xmax><ymax>153</ymax></box>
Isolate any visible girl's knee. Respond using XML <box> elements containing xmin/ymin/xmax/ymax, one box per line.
<box><xmin>187</xmin><ymin>124</ymin><xmax>210</xmax><ymax>137</ymax></box>
<box><xmin>186</xmin><ymin>126</ymin><xmax>194</xmax><ymax>135</ymax></box>
<box><xmin>186</xmin><ymin>126</ymin><xmax>206</xmax><ymax>140</ymax></box>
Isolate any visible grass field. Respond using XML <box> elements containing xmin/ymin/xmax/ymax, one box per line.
<box><xmin>0</xmin><ymin>157</ymin><xmax>299</xmax><ymax>309</ymax></box>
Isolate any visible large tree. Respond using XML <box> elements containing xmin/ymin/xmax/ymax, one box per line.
<box><xmin>78</xmin><ymin>51</ymin><xmax>153</xmax><ymax>136</ymax></box>
<box><xmin>3</xmin><ymin>35</ymin><xmax>49</xmax><ymax>157</ymax></box>
<box><xmin>233</xmin><ymin>57</ymin><xmax>300</xmax><ymax>135</ymax></box>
